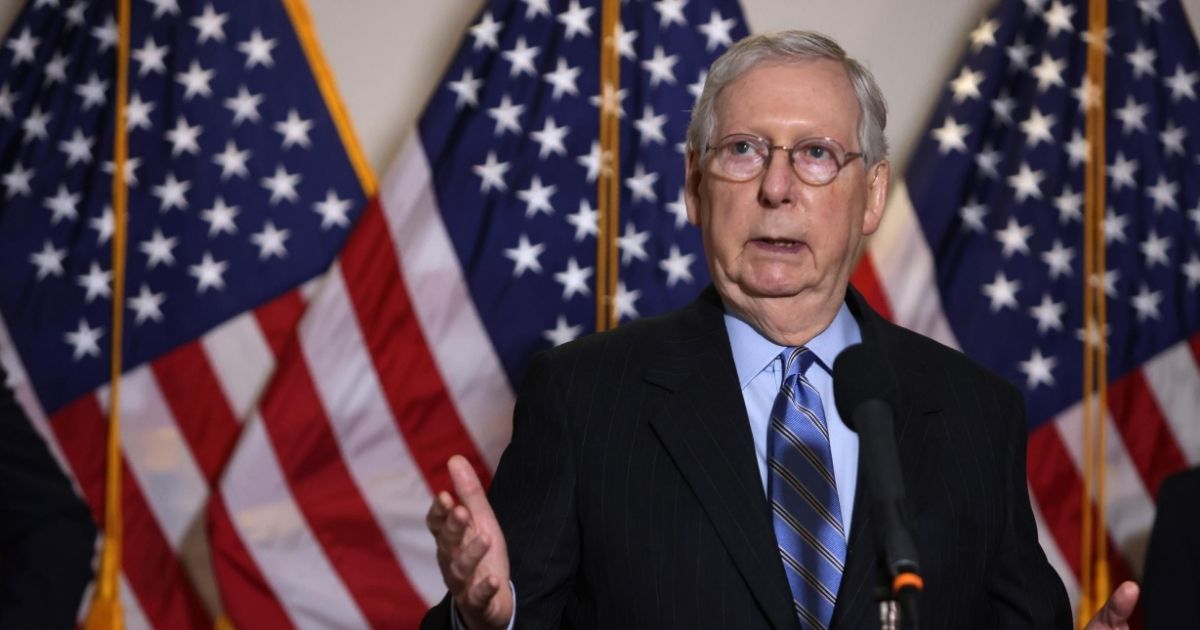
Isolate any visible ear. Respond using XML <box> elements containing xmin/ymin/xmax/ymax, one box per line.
<box><xmin>861</xmin><ymin>160</ymin><xmax>889</xmax><ymax>236</ymax></box>
<box><xmin>684</xmin><ymin>149</ymin><xmax>703</xmax><ymax>227</ymax></box>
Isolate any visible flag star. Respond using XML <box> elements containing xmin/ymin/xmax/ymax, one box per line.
<box><xmin>33</xmin><ymin>0</ymin><xmax>60</xmax><ymax>8</ymax></box>
<box><xmin>641</xmin><ymin>46</ymin><xmax>679</xmax><ymax>87</ymax></box>
<box><xmin>469</xmin><ymin>12</ymin><xmax>503</xmax><ymax>51</ymax></box>
<box><xmin>1146</xmin><ymin>175</ymin><xmax>1179</xmax><ymax>212</ymax></box>
<box><xmin>1053</xmin><ymin>186</ymin><xmax>1083</xmax><ymax>224</ymax></box>
<box><xmin>140</xmin><ymin>228</ymin><xmax>178</xmax><ymax>268</ymax></box>
<box><xmin>1114</xmin><ymin>96</ymin><xmax>1148</xmax><ymax>134</ymax></box>
<box><xmin>212</xmin><ymin>140</ymin><xmax>251</xmax><ymax>180</ymax></box>
<box><xmin>557</xmin><ymin>0</ymin><xmax>594</xmax><ymax>40</ymax></box>
<box><xmin>634</xmin><ymin>105</ymin><xmax>668</xmax><ymax>146</ymax></box>
<box><xmin>554</xmin><ymin>257</ymin><xmax>593</xmax><ymax>300</ymax></box>
<box><xmin>126</xmin><ymin>93</ymin><xmax>155</xmax><ymax>130</ymax></box>
<box><xmin>0</xmin><ymin>85</ymin><xmax>13</xmax><ymax>118</ymax></box>
<box><xmin>90</xmin><ymin>206</ymin><xmax>114</xmax><ymax>244</ymax></box>
<box><xmin>1191</xmin><ymin>204</ymin><xmax>1200</xmax><ymax>236</ymax></box>
<box><xmin>616</xmin><ymin>24</ymin><xmax>638</xmax><ymax>60</ymax></box>
<box><xmin>517</xmin><ymin>175</ymin><xmax>557</xmax><ymax>217</ymax></box>
<box><xmin>64</xmin><ymin>319</ymin><xmax>103</xmax><ymax>361</ymax></box>
<box><xmin>625</xmin><ymin>163</ymin><xmax>659</xmax><ymax>203</ymax></box>
<box><xmin>224</xmin><ymin>85</ymin><xmax>264</xmax><ymax>125</ymax></box>
<box><xmin>1018</xmin><ymin>348</ymin><xmax>1057</xmax><ymax>389</ymax></box>
<box><xmin>523</xmin><ymin>0</ymin><xmax>550</xmax><ymax>18</ymax></box>
<box><xmin>165</xmin><ymin>115</ymin><xmax>203</xmax><ymax>156</ymax></box>
<box><xmin>91</xmin><ymin>16</ymin><xmax>118</xmax><ymax>51</ymax></box>
<box><xmin>974</xmin><ymin>146</ymin><xmax>1003</xmax><ymax>179</ymax></box>
<box><xmin>990</xmin><ymin>92</ymin><xmax>1017</xmax><ymax>124</ymax></box>
<box><xmin>614</xmin><ymin>281</ymin><xmax>641</xmax><ymax>321</ymax></box>
<box><xmin>6</xmin><ymin>27</ymin><xmax>39</xmax><ymax>64</ymax></box>
<box><xmin>688</xmin><ymin>70</ymin><xmax>707</xmax><ymax>101</ymax></box>
<box><xmin>201</xmin><ymin>196</ymin><xmax>239</xmax><ymax>236</ymax></box>
<box><xmin>982</xmin><ymin>271</ymin><xmax>1021</xmax><ymax>311</ymax></box>
<box><xmin>1024</xmin><ymin>0</ymin><xmax>1046</xmax><ymax>14</ymax></box>
<box><xmin>251</xmin><ymin>220</ymin><xmax>290</xmax><ymax>260</ymax></box>
<box><xmin>653</xmin><ymin>0</ymin><xmax>688</xmax><ymax>28</ymax></box>
<box><xmin>543</xmin><ymin>315</ymin><xmax>584</xmax><ymax>347</ymax></box>
<box><xmin>152</xmin><ymin>173</ymin><xmax>190</xmax><ymax>211</ymax></box>
<box><xmin>1041</xmin><ymin>239</ymin><xmax>1075</xmax><ymax>278</ymax></box>
<box><xmin>959</xmin><ymin>199</ymin><xmax>987</xmax><ymax>233</ymax></box>
<box><xmin>566</xmin><ymin>199</ymin><xmax>599</xmax><ymax>241</ymax></box>
<box><xmin>530</xmin><ymin>116</ymin><xmax>570</xmax><ymax>159</ymax></box>
<box><xmin>58</xmin><ymin>129</ymin><xmax>94</xmax><ymax>166</ymax></box>
<box><xmin>1081</xmin><ymin>25</ymin><xmax>1114</xmax><ymax>54</ymax></box>
<box><xmin>44</xmin><ymin>53</ymin><xmax>69</xmax><ymax>84</ymax></box>
<box><xmin>1159</xmin><ymin>120</ymin><xmax>1187</xmax><ymax>156</ymax></box>
<box><xmin>1137</xmin><ymin>0</ymin><xmax>1164</xmax><ymax>23</ymax></box>
<box><xmin>504</xmin><ymin>234</ymin><xmax>545</xmax><ymax>277</ymax></box>
<box><xmin>1126</xmin><ymin>42</ymin><xmax>1157</xmax><ymax>80</ymax></box>
<box><xmin>1140</xmin><ymin>230</ymin><xmax>1171</xmax><ymax>267</ymax></box>
<box><xmin>1072</xmin><ymin>78</ymin><xmax>1101</xmax><ymax>112</ymax></box>
<box><xmin>698</xmin><ymin>10</ymin><xmax>737</xmax><ymax>51</ymax></box>
<box><xmin>994</xmin><ymin>217</ymin><xmax>1033</xmax><ymax>258</ymax></box>
<box><xmin>1065</xmin><ymin>129</ymin><xmax>1089</xmax><ymax>167</ymax></box>
<box><xmin>190</xmin><ymin>3</ymin><xmax>228</xmax><ymax>43</ymax></box>
<box><xmin>176</xmin><ymin>60</ymin><xmax>214</xmax><ymax>100</ymax></box>
<box><xmin>1019</xmin><ymin>107</ymin><xmax>1056</xmax><ymax>147</ymax></box>
<box><xmin>3</xmin><ymin>162</ymin><xmax>35</xmax><ymax>198</ymax></box>
<box><xmin>44</xmin><ymin>184</ymin><xmax>81</xmax><ymax>224</ymax></box>
<box><xmin>313</xmin><ymin>189</ymin><xmax>352</xmax><ymax>229</ymax></box>
<box><xmin>1031</xmin><ymin>53</ymin><xmax>1066</xmax><ymax>91</ymax></box>
<box><xmin>1131</xmin><ymin>284</ymin><xmax>1163</xmax><ymax>321</ymax></box>
<box><xmin>1103</xmin><ymin>208</ymin><xmax>1130</xmax><ymax>244</ymax></box>
<box><xmin>1007</xmin><ymin>162</ymin><xmax>1044</xmax><ymax>202</ymax></box>
<box><xmin>1029</xmin><ymin>294</ymin><xmax>1066</xmax><ymax>334</ymax></box>
<box><xmin>29</xmin><ymin>240</ymin><xmax>66</xmax><ymax>279</ymax></box>
<box><xmin>487</xmin><ymin>94</ymin><xmax>525</xmax><ymax>136</ymax></box>
<box><xmin>1164</xmin><ymin>64</ymin><xmax>1198</xmax><ymax>101</ymax></box>
<box><xmin>261</xmin><ymin>165</ymin><xmax>301</xmax><ymax>204</ymax></box>
<box><xmin>238</xmin><ymin>29</ymin><xmax>277</xmax><ymax>68</ymax></box>
<box><xmin>64</xmin><ymin>1</ymin><xmax>86</xmax><ymax>26</ymax></box>
<box><xmin>132</xmin><ymin>36</ymin><xmax>167</xmax><ymax>75</ymax></box>
<box><xmin>659</xmin><ymin>245</ymin><xmax>696</xmax><ymax>287</ymax></box>
<box><xmin>77</xmin><ymin>262</ymin><xmax>112</xmax><ymax>303</ymax></box>
<box><xmin>618</xmin><ymin>223</ymin><xmax>651</xmax><ymax>265</ymax></box>
<box><xmin>102</xmin><ymin>158</ymin><xmax>141</xmax><ymax>187</ymax></box>
<box><xmin>1006</xmin><ymin>38</ymin><xmax>1034</xmax><ymax>69</ymax></box>
<box><xmin>1107</xmin><ymin>151</ymin><xmax>1139</xmax><ymax>191</ymax></box>
<box><xmin>1183</xmin><ymin>254</ymin><xmax>1200</xmax><ymax>289</ymax></box>
<box><xmin>128</xmin><ymin>284</ymin><xmax>166</xmax><ymax>324</ymax></box>
<box><xmin>931</xmin><ymin>116</ymin><xmax>970</xmax><ymax>154</ymax></box>
<box><xmin>666</xmin><ymin>190</ymin><xmax>690</xmax><ymax>229</ymax></box>
<box><xmin>502</xmin><ymin>37</ymin><xmax>540</xmax><ymax>78</ymax></box>
<box><xmin>274</xmin><ymin>109</ymin><xmax>313</xmax><ymax>149</ymax></box>
<box><xmin>577</xmin><ymin>141</ymin><xmax>602</xmax><ymax>183</ymax></box>
<box><xmin>473</xmin><ymin>151</ymin><xmax>511</xmax><ymax>194</ymax></box>
<box><xmin>449</xmin><ymin>67</ymin><xmax>483</xmax><ymax>109</ymax></box>
<box><xmin>1041</xmin><ymin>0</ymin><xmax>1075</xmax><ymax>36</ymax></box>
<box><xmin>543</xmin><ymin>58</ymin><xmax>581</xmax><ymax>101</ymax></box>
<box><xmin>1090</xmin><ymin>268</ymin><xmax>1120</xmax><ymax>299</ymax></box>
<box><xmin>189</xmin><ymin>252</ymin><xmax>229</xmax><ymax>293</ymax></box>
<box><xmin>949</xmin><ymin>67</ymin><xmax>984</xmax><ymax>102</ymax></box>
<box><xmin>22</xmin><ymin>106</ymin><xmax>52</xmax><ymax>142</ymax></box>
<box><xmin>969</xmin><ymin>17</ymin><xmax>999</xmax><ymax>51</ymax></box>
<box><xmin>75</xmin><ymin>73</ymin><xmax>108</xmax><ymax>109</ymax></box>
<box><xmin>146</xmin><ymin>0</ymin><xmax>180</xmax><ymax>18</ymax></box>
<box><xmin>589</xmin><ymin>84</ymin><xmax>627</xmax><ymax>118</ymax></box>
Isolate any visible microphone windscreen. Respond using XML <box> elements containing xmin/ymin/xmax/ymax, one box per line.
<box><xmin>832</xmin><ymin>343</ymin><xmax>894</xmax><ymax>431</ymax></box>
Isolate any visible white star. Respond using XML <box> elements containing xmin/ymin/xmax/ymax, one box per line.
<box><xmin>698</xmin><ymin>10</ymin><xmax>736</xmax><ymax>51</ymax></box>
<box><xmin>969</xmin><ymin>17</ymin><xmax>999</xmax><ymax>51</ymax></box>
<box><xmin>6</xmin><ymin>27</ymin><xmax>39</xmax><ymax>64</ymax></box>
<box><xmin>44</xmin><ymin>184</ymin><xmax>80</xmax><ymax>224</ymax></box>
<box><xmin>994</xmin><ymin>217</ymin><xmax>1033</xmax><ymax>258</ymax></box>
<box><xmin>959</xmin><ymin>199</ymin><xmax>987</xmax><ymax>233</ymax></box>
<box><xmin>64</xmin><ymin>319</ymin><xmax>103</xmax><ymax>361</ymax></box>
<box><xmin>688</xmin><ymin>70</ymin><xmax>707</xmax><ymax>101</ymax></box>
<box><xmin>1041</xmin><ymin>239</ymin><xmax>1075</xmax><ymax>278</ymax></box>
<box><xmin>189</xmin><ymin>252</ymin><xmax>229</xmax><ymax>293</ymax></box>
<box><xmin>522</xmin><ymin>0</ymin><xmax>550</xmax><ymax>18</ymax></box>
<box><xmin>1029</xmin><ymin>294</ymin><xmax>1066</xmax><ymax>333</ymax></box>
<box><xmin>77</xmin><ymin>262</ymin><xmax>112</xmax><ymax>303</ymax></box>
<box><xmin>557</xmin><ymin>0</ymin><xmax>594</xmax><ymax>40</ymax></box>
<box><xmin>659</xmin><ymin>245</ymin><xmax>695</xmax><ymax>287</ymax></box>
<box><xmin>1114</xmin><ymin>96</ymin><xmax>1148</xmax><ymax>134</ymax></box>
<box><xmin>1137</xmin><ymin>0</ymin><xmax>1165</xmax><ymax>22</ymax></box>
<box><xmin>932</xmin><ymin>116</ymin><xmax>970</xmax><ymax>154</ymax></box>
<box><xmin>517</xmin><ymin>175</ymin><xmax>556</xmax><ymax>217</ymax></box>
<box><xmin>487</xmin><ymin>94</ymin><xmax>525</xmax><ymax>136</ymax></box>
<box><xmin>73</xmin><ymin>73</ymin><xmax>107</xmax><ymax>110</ymax></box>
<box><xmin>577</xmin><ymin>141</ymin><xmax>602</xmax><ymax>183</ymax></box>
<box><xmin>982</xmin><ymin>271</ymin><xmax>1021</xmax><ymax>312</ymax></box>
<box><xmin>44</xmin><ymin>53</ymin><xmax>69</xmax><ymax>84</ymax></box>
<box><xmin>1107</xmin><ymin>151</ymin><xmax>1139</xmax><ymax>191</ymax></box>
<box><xmin>125</xmin><ymin>93</ymin><xmax>155</xmax><ymax>131</ymax></box>
<box><xmin>949</xmin><ymin>67</ymin><xmax>984</xmax><ymax>102</ymax></box>
<box><xmin>553</xmin><ymin>257</ymin><xmax>593</xmax><ymax>300</ymax></box>
<box><xmin>653</xmin><ymin>0</ymin><xmax>688</xmax><ymax>28</ymax></box>
<box><xmin>224</xmin><ymin>85</ymin><xmax>263</xmax><ymax>125</ymax></box>
<box><xmin>1053</xmin><ymin>186</ymin><xmax>1083</xmax><ymax>224</ymax></box>
<box><xmin>1019</xmin><ymin>107</ymin><xmax>1056</xmax><ymax>147</ymax></box>
<box><xmin>29</xmin><ymin>240</ymin><xmax>66</xmax><ymax>279</ymax></box>
<box><xmin>1092</xmin><ymin>267</ymin><xmax>1120</xmax><ymax>299</ymax></box>
<box><xmin>176</xmin><ymin>60</ymin><xmax>214</xmax><ymax>100</ymax></box>
<box><xmin>1018</xmin><ymin>348</ymin><xmax>1057</xmax><ymax>389</ymax></box>
<box><xmin>3</xmin><ymin>162</ymin><xmax>34</xmax><ymax>198</ymax></box>
<box><xmin>128</xmin><ymin>284</ymin><xmax>166</xmax><ymax>324</ymax></box>
<box><xmin>152</xmin><ymin>173</ymin><xmax>190</xmax><ymax>211</ymax></box>
<box><xmin>261</xmin><ymin>165</ymin><xmax>301</xmax><ymax>204</ymax></box>
<box><xmin>504</xmin><ymin>234</ymin><xmax>545</xmax><ymax>277</ymax></box>
<box><xmin>1007</xmin><ymin>162</ymin><xmax>1044</xmax><ymax>202</ymax></box>
<box><xmin>614</xmin><ymin>281</ymin><xmax>641</xmax><ymax>321</ymax></box>
<box><xmin>165</xmin><ymin>115</ymin><xmax>202</xmax><ymax>156</ymax></box>
<box><xmin>213</xmin><ymin>140</ymin><xmax>251</xmax><ymax>180</ymax></box>
<box><xmin>616</xmin><ymin>24</ymin><xmax>638</xmax><ymax>60</ymax></box>
<box><xmin>91</xmin><ymin>16</ymin><xmax>117</xmax><ymax>51</ymax></box>
<box><xmin>469</xmin><ymin>12</ymin><xmax>503</xmax><ymax>51</ymax></box>
<box><xmin>1131</xmin><ymin>283</ymin><xmax>1163</xmax><ymax>321</ymax></box>
<box><xmin>251</xmin><ymin>220</ymin><xmax>290</xmax><ymax>260</ymax></box>
<box><xmin>502</xmin><ymin>37</ymin><xmax>540</xmax><ymax>78</ymax></box>
<box><xmin>1065</xmin><ymin>129</ymin><xmax>1089</xmax><ymax>167</ymax></box>
<box><xmin>1104</xmin><ymin>208</ymin><xmax>1130</xmax><ymax>245</ymax></box>
<box><xmin>201</xmin><ymin>196</ymin><xmax>239</xmax><ymax>236</ymax></box>
<box><xmin>313</xmin><ymin>189</ymin><xmax>352</xmax><ymax>230</ymax></box>
<box><xmin>618</xmin><ymin>223</ymin><xmax>650</xmax><ymax>265</ymax></box>
<box><xmin>641</xmin><ymin>46</ymin><xmax>679</xmax><ymax>87</ymax></box>
<box><xmin>530</xmin><ymin>116</ymin><xmax>570</xmax><ymax>159</ymax></box>
<box><xmin>132</xmin><ymin>36</ymin><xmax>168</xmax><ymax>76</ymax></box>
<box><xmin>140</xmin><ymin>228</ymin><xmax>178</xmax><ymax>268</ymax></box>
<box><xmin>1006</xmin><ymin>38</ymin><xmax>1034</xmax><ymax>70</ymax></box>
<box><xmin>146</xmin><ymin>0</ymin><xmax>180</xmax><ymax>18</ymax></box>
<box><xmin>58</xmin><ymin>129</ymin><xmax>93</xmax><ymax>166</ymax></box>
<box><xmin>1191</xmin><ymin>204</ymin><xmax>1200</xmax><ymax>236</ymax></box>
<box><xmin>1042</xmin><ymin>0</ymin><xmax>1075</xmax><ymax>36</ymax></box>
<box><xmin>448</xmin><ymin>67</ymin><xmax>483</xmax><ymax>109</ymax></box>
<box><xmin>22</xmin><ymin>106</ymin><xmax>52</xmax><ymax>142</ymax></box>
<box><xmin>1146</xmin><ymin>175</ymin><xmax>1179</xmax><ymax>212</ymax></box>
<box><xmin>1031</xmin><ymin>53</ymin><xmax>1066</xmax><ymax>91</ymax></box>
<box><xmin>64</xmin><ymin>1</ymin><xmax>85</xmax><ymax>26</ymax></box>
<box><xmin>1164</xmin><ymin>64</ymin><xmax>1198</xmax><ymax>101</ymax></box>
<box><xmin>90</xmin><ymin>206</ymin><xmax>114</xmax><ymax>245</ymax></box>
<box><xmin>1126</xmin><ymin>42</ymin><xmax>1157</xmax><ymax>79</ymax></box>
<box><xmin>991</xmin><ymin>92</ymin><xmax>1017</xmax><ymax>124</ymax></box>
<box><xmin>543</xmin><ymin>58</ymin><xmax>581</xmax><ymax>101</ymax></box>
<box><xmin>473</xmin><ymin>151</ymin><xmax>510</xmax><ymax>193</ymax></box>
<box><xmin>543</xmin><ymin>316</ymin><xmax>583</xmax><ymax>347</ymax></box>
<box><xmin>190</xmin><ymin>3</ymin><xmax>228</xmax><ymax>43</ymax></box>
<box><xmin>1081</xmin><ymin>25</ymin><xmax>1114</xmax><ymax>54</ymax></box>
<box><xmin>974</xmin><ymin>145</ymin><xmax>1003</xmax><ymax>179</ymax></box>
<box><xmin>1158</xmin><ymin>120</ymin><xmax>1187</xmax><ymax>156</ymax></box>
<box><xmin>566</xmin><ymin>199</ymin><xmax>599</xmax><ymax>241</ymax></box>
<box><xmin>0</xmin><ymin>85</ymin><xmax>13</xmax><ymax>119</ymax></box>
<box><xmin>275</xmin><ymin>109</ymin><xmax>313</xmax><ymax>149</ymax></box>
<box><xmin>666</xmin><ymin>190</ymin><xmax>690</xmax><ymax>229</ymax></box>
<box><xmin>1183</xmin><ymin>254</ymin><xmax>1200</xmax><ymax>289</ymax></box>
<box><xmin>634</xmin><ymin>105</ymin><xmax>667</xmax><ymax>146</ymax></box>
<box><xmin>1140</xmin><ymin>229</ymin><xmax>1171</xmax><ymax>267</ymax></box>
<box><xmin>589</xmin><ymin>84</ymin><xmax>627</xmax><ymax>118</ymax></box>
<box><xmin>238</xmin><ymin>29</ymin><xmax>277</xmax><ymax>68</ymax></box>
<box><xmin>625</xmin><ymin>163</ymin><xmax>659</xmax><ymax>203</ymax></box>
<box><xmin>1073</xmin><ymin>78</ymin><xmax>1101</xmax><ymax>112</ymax></box>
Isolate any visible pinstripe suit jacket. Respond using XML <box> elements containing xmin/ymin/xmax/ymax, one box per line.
<box><xmin>422</xmin><ymin>286</ymin><xmax>1071</xmax><ymax>629</ymax></box>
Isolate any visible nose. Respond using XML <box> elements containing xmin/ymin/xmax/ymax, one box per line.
<box><xmin>757</xmin><ymin>146</ymin><xmax>796</xmax><ymax>208</ymax></box>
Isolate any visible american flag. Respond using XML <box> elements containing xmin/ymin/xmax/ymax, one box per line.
<box><xmin>853</xmin><ymin>0</ymin><xmax>1200</xmax><ymax>621</ymax></box>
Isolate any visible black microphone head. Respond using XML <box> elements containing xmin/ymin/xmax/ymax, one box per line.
<box><xmin>832</xmin><ymin>343</ymin><xmax>896</xmax><ymax>431</ymax></box>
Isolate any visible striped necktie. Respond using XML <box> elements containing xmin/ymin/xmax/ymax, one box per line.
<box><xmin>768</xmin><ymin>347</ymin><xmax>846</xmax><ymax>629</ymax></box>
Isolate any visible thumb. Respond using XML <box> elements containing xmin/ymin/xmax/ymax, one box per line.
<box><xmin>1090</xmin><ymin>581</ymin><xmax>1139</xmax><ymax>629</ymax></box>
<box><xmin>447</xmin><ymin>455</ymin><xmax>498</xmax><ymax>525</ymax></box>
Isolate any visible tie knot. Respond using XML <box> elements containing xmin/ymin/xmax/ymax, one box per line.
<box><xmin>781</xmin><ymin>346</ymin><xmax>816</xmax><ymax>378</ymax></box>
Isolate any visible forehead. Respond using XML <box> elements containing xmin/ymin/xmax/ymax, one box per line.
<box><xmin>714</xmin><ymin>59</ymin><xmax>860</xmax><ymax>141</ymax></box>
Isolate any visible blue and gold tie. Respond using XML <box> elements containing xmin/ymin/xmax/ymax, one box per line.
<box><xmin>768</xmin><ymin>347</ymin><xmax>846</xmax><ymax>629</ymax></box>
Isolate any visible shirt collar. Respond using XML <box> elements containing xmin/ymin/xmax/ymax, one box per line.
<box><xmin>723</xmin><ymin>301</ymin><xmax>862</xmax><ymax>389</ymax></box>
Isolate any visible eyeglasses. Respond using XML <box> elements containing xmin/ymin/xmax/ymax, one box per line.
<box><xmin>703</xmin><ymin>134</ymin><xmax>864</xmax><ymax>186</ymax></box>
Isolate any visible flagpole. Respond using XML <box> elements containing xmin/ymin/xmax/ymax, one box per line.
<box><xmin>595</xmin><ymin>0</ymin><xmax>621</xmax><ymax>331</ymax></box>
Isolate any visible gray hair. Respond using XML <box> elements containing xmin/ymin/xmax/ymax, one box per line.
<box><xmin>686</xmin><ymin>30</ymin><xmax>889</xmax><ymax>166</ymax></box>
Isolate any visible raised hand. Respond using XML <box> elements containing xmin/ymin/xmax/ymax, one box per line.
<box><xmin>1084</xmin><ymin>581</ymin><xmax>1140</xmax><ymax>630</ymax></box>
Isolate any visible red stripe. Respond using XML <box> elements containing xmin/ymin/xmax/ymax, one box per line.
<box><xmin>257</xmin><ymin>327</ymin><xmax>427</xmax><ymax>626</ymax></box>
<box><xmin>50</xmin><ymin>395</ymin><xmax>212</xmax><ymax>629</ymax></box>
<box><xmin>1190</xmin><ymin>333</ymin><xmax>1200</xmax><ymax>367</ymax></box>
<box><xmin>208</xmin><ymin>495</ymin><xmax>296</xmax><ymax>629</ymax></box>
<box><xmin>151</xmin><ymin>343</ymin><xmax>241</xmax><ymax>485</ymax></box>
<box><xmin>1106</xmin><ymin>370</ymin><xmax>1187</xmax><ymax>499</ymax></box>
<box><xmin>254</xmin><ymin>290</ymin><xmax>308</xmax><ymax>357</ymax></box>
<box><xmin>851</xmin><ymin>254</ymin><xmax>895</xmax><ymax>322</ymax></box>
<box><xmin>339</xmin><ymin>197</ymin><xmax>491</xmax><ymax>492</ymax></box>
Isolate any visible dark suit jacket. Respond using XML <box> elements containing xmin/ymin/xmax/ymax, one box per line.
<box><xmin>423</xmin><ymin>286</ymin><xmax>1070</xmax><ymax>629</ymax></box>
<box><xmin>1142</xmin><ymin>466</ymin><xmax>1200</xmax><ymax>629</ymax></box>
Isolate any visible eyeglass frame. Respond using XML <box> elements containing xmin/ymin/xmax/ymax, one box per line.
<box><xmin>702</xmin><ymin>133</ymin><xmax>865</xmax><ymax>186</ymax></box>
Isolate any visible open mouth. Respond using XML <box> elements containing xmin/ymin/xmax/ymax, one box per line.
<box><xmin>753</xmin><ymin>238</ymin><xmax>803</xmax><ymax>251</ymax></box>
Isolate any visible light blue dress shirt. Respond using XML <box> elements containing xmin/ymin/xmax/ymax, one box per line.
<box><xmin>723</xmin><ymin>303</ymin><xmax>861</xmax><ymax>533</ymax></box>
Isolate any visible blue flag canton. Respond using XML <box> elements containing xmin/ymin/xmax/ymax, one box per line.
<box><xmin>419</xmin><ymin>0</ymin><xmax>748</xmax><ymax>388</ymax></box>
<box><xmin>906</xmin><ymin>0</ymin><xmax>1200</xmax><ymax>428</ymax></box>
<box><xmin>0</xmin><ymin>0</ymin><xmax>367</xmax><ymax>414</ymax></box>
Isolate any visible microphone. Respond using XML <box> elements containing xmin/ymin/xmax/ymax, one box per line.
<box><xmin>833</xmin><ymin>344</ymin><xmax>921</xmax><ymax>629</ymax></box>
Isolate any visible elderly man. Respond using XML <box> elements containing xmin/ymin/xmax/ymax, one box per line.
<box><xmin>424</xmin><ymin>30</ymin><xmax>1137</xmax><ymax>629</ymax></box>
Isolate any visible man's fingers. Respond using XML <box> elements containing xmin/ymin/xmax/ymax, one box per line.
<box><xmin>425</xmin><ymin>491</ymin><xmax>454</xmax><ymax>532</ymax></box>
<box><xmin>465</xmin><ymin>574</ymin><xmax>501</xmax><ymax>609</ymax></box>
<box><xmin>448</xmin><ymin>455</ymin><xmax>499</xmax><ymax>523</ymax></box>
<box><xmin>1086</xmin><ymin>581</ymin><xmax>1140</xmax><ymax>629</ymax></box>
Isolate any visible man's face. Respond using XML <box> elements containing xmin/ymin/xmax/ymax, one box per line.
<box><xmin>685</xmin><ymin>59</ymin><xmax>888</xmax><ymax>329</ymax></box>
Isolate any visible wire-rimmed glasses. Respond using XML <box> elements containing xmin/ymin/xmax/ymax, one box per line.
<box><xmin>704</xmin><ymin>134</ymin><xmax>864</xmax><ymax>186</ymax></box>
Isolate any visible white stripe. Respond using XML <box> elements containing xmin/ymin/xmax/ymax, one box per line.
<box><xmin>1030</xmin><ymin>488</ymin><xmax>1079</xmax><ymax>614</ymax></box>
<box><xmin>299</xmin><ymin>264</ymin><xmax>444</xmax><ymax>604</ymax></box>
<box><xmin>380</xmin><ymin>136</ymin><xmax>515</xmax><ymax>470</ymax></box>
<box><xmin>220</xmin><ymin>414</ymin><xmax>370</xmax><ymax>630</ymax></box>
<box><xmin>120</xmin><ymin>572</ymin><xmax>153</xmax><ymax>630</ymax></box>
<box><xmin>201</xmin><ymin>310</ymin><xmax>277</xmax><ymax>422</ymax></box>
<box><xmin>1142</xmin><ymin>339</ymin><xmax>1200</xmax><ymax>465</ymax></box>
